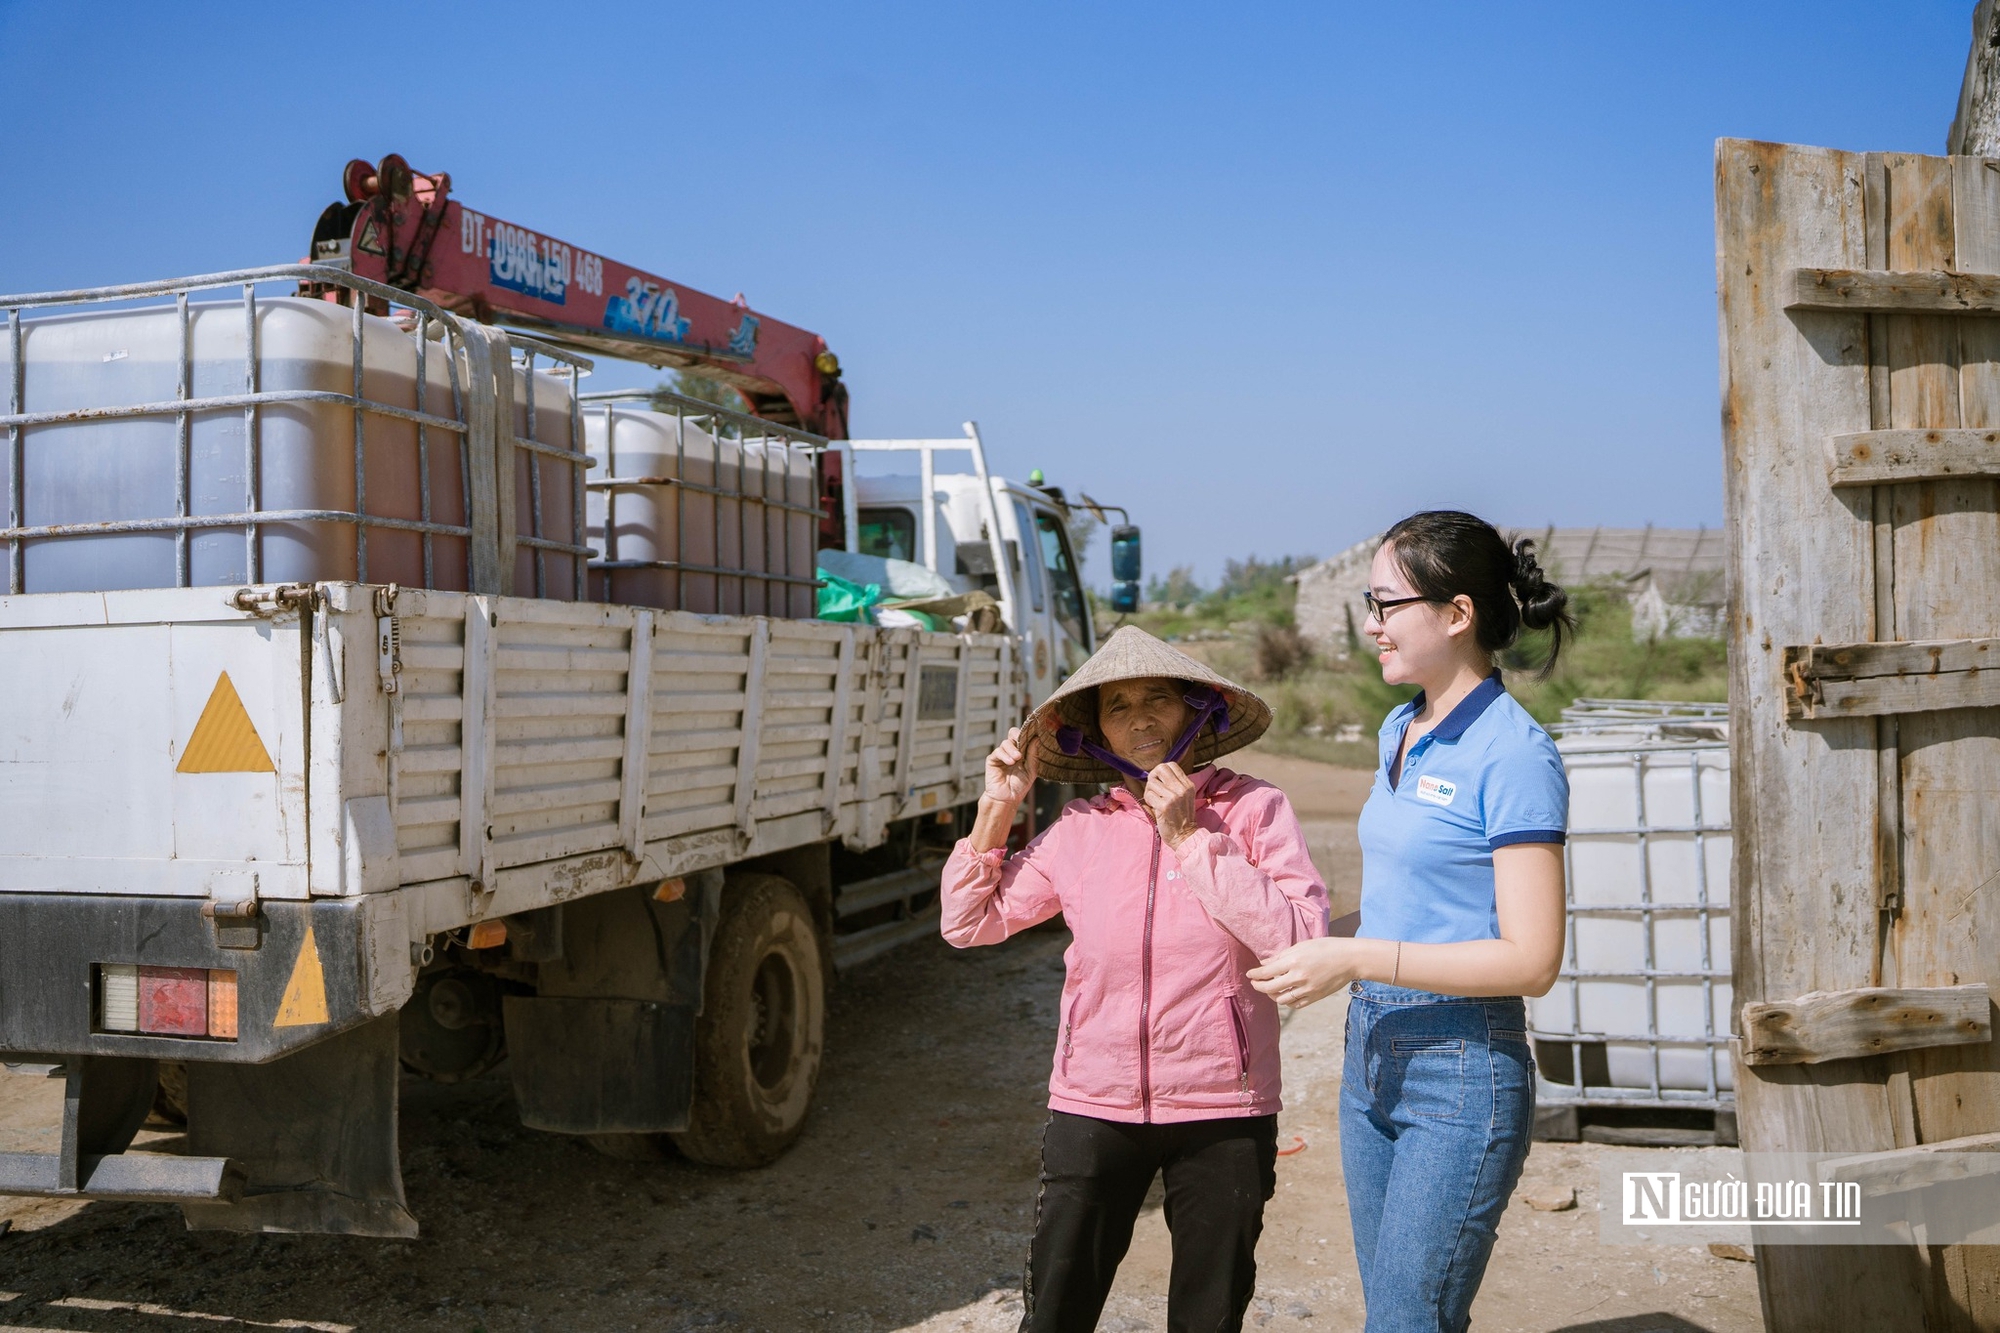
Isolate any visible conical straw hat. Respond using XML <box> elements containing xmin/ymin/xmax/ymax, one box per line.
<box><xmin>1021</xmin><ymin>625</ymin><xmax>1272</xmax><ymax>784</ymax></box>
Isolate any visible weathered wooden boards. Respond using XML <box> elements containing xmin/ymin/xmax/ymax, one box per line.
<box><xmin>1822</xmin><ymin>1131</ymin><xmax>2000</xmax><ymax>1200</ymax></box>
<box><xmin>1785</xmin><ymin>638</ymin><xmax>2000</xmax><ymax>719</ymax></box>
<box><xmin>1790</xmin><ymin>265</ymin><xmax>2000</xmax><ymax>313</ymax></box>
<box><xmin>1719</xmin><ymin>138</ymin><xmax>2000</xmax><ymax>1332</ymax></box>
<box><xmin>1740</xmin><ymin>983</ymin><xmax>1992</xmax><ymax>1066</ymax></box>
<box><xmin>1827</xmin><ymin>429</ymin><xmax>2000</xmax><ymax>485</ymax></box>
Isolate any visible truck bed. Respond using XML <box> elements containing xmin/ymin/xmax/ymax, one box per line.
<box><xmin>0</xmin><ymin>582</ymin><xmax>1011</xmax><ymax>1059</ymax></box>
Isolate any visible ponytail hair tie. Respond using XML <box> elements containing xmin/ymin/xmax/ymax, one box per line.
<box><xmin>1511</xmin><ymin>539</ymin><xmax>1548</xmax><ymax>596</ymax></box>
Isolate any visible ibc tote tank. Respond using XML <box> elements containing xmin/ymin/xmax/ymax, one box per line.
<box><xmin>1530</xmin><ymin>720</ymin><xmax>1733</xmax><ymax>1097</ymax></box>
<box><xmin>584</xmin><ymin>404</ymin><xmax>815</xmax><ymax>618</ymax></box>
<box><xmin>1</xmin><ymin>297</ymin><xmax>581</xmax><ymax>596</ymax></box>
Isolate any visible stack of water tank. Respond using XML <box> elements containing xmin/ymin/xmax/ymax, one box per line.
<box><xmin>582</xmin><ymin>399</ymin><xmax>817</xmax><ymax>619</ymax></box>
<box><xmin>2</xmin><ymin>294</ymin><xmax>583</xmax><ymax>596</ymax></box>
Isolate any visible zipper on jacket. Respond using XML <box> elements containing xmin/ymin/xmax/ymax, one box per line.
<box><xmin>1062</xmin><ymin>1008</ymin><xmax>1074</xmax><ymax>1073</ymax></box>
<box><xmin>1227</xmin><ymin>997</ymin><xmax>1252</xmax><ymax>1106</ymax></box>
<box><xmin>1138</xmin><ymin>830</ymin><xmax>1161</xmax><ymax>1122</ymax></box>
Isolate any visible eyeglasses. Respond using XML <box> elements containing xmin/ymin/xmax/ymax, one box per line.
<box><xmin>1362</xmin><ymin>591</ymin><xmax>1436</xmax><ymax>620</ymax></box>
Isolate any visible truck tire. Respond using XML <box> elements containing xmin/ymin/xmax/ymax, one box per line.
<box><xmin>671</xmin><ymin>873</ymin><xmax>825</xmax><ymax>1168</ymax></box>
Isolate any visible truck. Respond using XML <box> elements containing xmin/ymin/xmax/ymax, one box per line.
<box><xmin>0</xmin><ymin>156</ymin><xmax>1138</xmax><ymax>1236</ymax></box>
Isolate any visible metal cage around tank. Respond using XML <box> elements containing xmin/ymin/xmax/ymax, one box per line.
<box><xmin>1530</xmin><ymin>700</ymin><xmax>1735</xmax><ymax>1125</ymax></box>
<box><xmin>0</xmin><ymin>263</ymin><xmax>594</xmax><ymax>599</ymax></box>
<box><xmin>582</xmin><ymin>388</ymin><xmax>827</xmax><ymax>619</ymax></box>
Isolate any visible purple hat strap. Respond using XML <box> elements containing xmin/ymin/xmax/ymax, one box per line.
<box><xmin>1053</xmin><ymin>686</ymin><xmax>1231</xmax><ymax>784</ymax></box>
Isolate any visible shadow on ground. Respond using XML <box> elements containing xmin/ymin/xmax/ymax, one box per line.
<box><xmin>0</xmin><ymin>928</ymin><xmax>1076</xmax><ymax>1333</ymax></box>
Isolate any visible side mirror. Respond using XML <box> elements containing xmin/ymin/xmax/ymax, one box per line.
<box><xmin>1110</xmin><ymin>581</ymin><xmax>1140</xmax><ymax>613</ymax></box>
<box><xmin>1110</xmin><ymin>525</ymin><xmax>1141</xmax><ymax>583</ymax></box>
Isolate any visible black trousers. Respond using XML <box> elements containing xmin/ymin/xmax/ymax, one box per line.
<box><xmin>1021</xmin><ymin>1110</ymin><xmax>1278</xmax><ymax>1333</ymax></box>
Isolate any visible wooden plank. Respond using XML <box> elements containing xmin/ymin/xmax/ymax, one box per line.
<box><xmin>1784</xmin><ymin>638</ymin><xmax>2000</xmax><ymax>718</ymax></box>
<box><xmin>1827</xmin><ymin>428</ymin><xmax>2000</xmax><ymax>484</ymax></box>
<box><xmin>1740</xmin><ymin>983</ymin><xmax>1991</xmax><ymax>1066</ymax></box>
<box><xmin>1894</xmin><ymin>154</ymin><xmax>2000</xmax><ymax>1176</ymax></box>
<box><xmin>1819</xmin><ymin>1130</ymin><xmax>2000</xmax><ymax>1197</ymax></box>
<box><xmin>1717</xmin><ymin>138</ymin><xmax>1881</xmax><ymax>1015</ymax></box>
<box><xmin>1718</xmin><ymin>139</ymin><xmax>1927</xmax><ymax>1333</ymax></box>
<box><xmin>1788</xmin><ymin>266</ymin><xmax>2000</xmax><ymax>314</ymax></box>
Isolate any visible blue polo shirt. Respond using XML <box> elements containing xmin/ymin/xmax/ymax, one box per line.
<box><xmin>1357</xmin><ymin>673</ymin><xmax>1568</xmax><ymax>944</ymax></box>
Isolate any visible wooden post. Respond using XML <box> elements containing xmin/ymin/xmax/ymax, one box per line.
<box><xmin>1951</xmin><ymin>0</ymin><xmax>2000</xmax><ymax>157</ymax></box>
<box><xmin>1718</xmin><ymin>138</ymin><xmax>2000</xmax><ymax>1331</ymax></box>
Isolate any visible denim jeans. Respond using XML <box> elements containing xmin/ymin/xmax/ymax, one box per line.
<box><xmin>1340</xmin><ymin>981</ymin><xmax>1535</xmax><ymax>1333</ymax></box>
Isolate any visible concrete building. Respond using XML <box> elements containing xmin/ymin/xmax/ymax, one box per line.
<box><xmin>1292</xmin><ymin>526</ymin><xmax>1729</xmax><ymax>655</ymax></box>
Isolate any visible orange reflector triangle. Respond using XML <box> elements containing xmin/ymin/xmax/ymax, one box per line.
<box><xmin>274</xmin><ymin>925</ymin><xmax>329</xmax><ymax>1028</ymax></box>
<box><xmin>177</xmin><ymin>672</ymin><xmax>275</xmax><ymax>773</ymax></box>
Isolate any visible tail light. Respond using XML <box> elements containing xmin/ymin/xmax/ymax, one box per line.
<box><xmin>96</xmin><ymin>964</ymin><xmax>239</xmax><ymax>1040</ymax></box>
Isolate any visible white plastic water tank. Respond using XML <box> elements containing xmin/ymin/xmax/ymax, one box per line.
<box><xmin>584</xmin><ymin>403</ymin><xmax>815</xmax><ymax>617</ymax></box>
<box><xmin>3</xmin><ymin>297</ymin><xmax>579</xmax><ymax>595</ymax></box>
<box><xmin>1530</xmin><ymin>724</ymin><xmax>1733</xmax><ymax>1096</ymax></box>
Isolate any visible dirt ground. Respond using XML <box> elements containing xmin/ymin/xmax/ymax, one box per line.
<box><xmin>0</xmin><ymin>747</ymin><xmax>1763</xmax><ymax>1333</ymax></box>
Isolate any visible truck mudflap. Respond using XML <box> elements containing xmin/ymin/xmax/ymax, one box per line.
<box><xmin>0</xmin><ymin>894</ymin><xmax>414</xmax><ymax>1063</ymax></box>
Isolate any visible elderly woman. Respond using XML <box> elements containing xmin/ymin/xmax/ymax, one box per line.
<box><xmin>941</xmin><ymin>626</ymin><xmax>1330</xmax><ymax>1333</ymax></box>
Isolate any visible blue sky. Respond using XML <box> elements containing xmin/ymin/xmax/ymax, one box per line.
<box><xmin>0</xmin><ymin>1</ymin><xmax>1977</xmax><ymax>584</ymax></box>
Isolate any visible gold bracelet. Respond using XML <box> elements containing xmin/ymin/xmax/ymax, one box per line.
<box><xmin>1391</xmin><ymin>940</ymin><xmax>1402</xmax><ymax>988</ymax></box>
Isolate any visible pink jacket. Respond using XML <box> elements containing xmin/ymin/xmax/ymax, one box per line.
<box><xmin>940</xmin><ymin>767</ymin><xmax>1329</xmax><ymax>1123</ymax></box>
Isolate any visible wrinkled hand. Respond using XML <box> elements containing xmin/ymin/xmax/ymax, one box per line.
<box><xmin>983</xmin><ymin>727</ymin><xmax>1039</xmax><ymax>808</ymax></box>
<box><xmin>1143</xmin><ymin>762</ymin><xmax>1198</xmax><ymax>846</ymax></box>
<box><xmin>1249</xmin><ymin>937</ymin><xmax>1367</xmax><ymax>1009</ymax></box>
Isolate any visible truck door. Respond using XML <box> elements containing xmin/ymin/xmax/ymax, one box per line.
<box><xmin>1028</xmin><ymin>505</ymin><xmax>1093</xmax><ymax>683</ymax></box>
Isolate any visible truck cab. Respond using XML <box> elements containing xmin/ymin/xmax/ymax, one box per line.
<box><xmin>835</xmin><ymin>428</ymin><xmax>1113</xmax><ymax>711</ymax></box>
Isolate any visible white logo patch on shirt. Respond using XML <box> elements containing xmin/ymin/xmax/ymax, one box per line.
<box><xmin>1415</xmin><ymin>774</ymin><xmax>1457</xmax><ymax>807</ymax></box>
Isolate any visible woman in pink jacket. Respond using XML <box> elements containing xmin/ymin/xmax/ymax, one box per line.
<box><xmin>941</xmin><ymin>626</ymin><xmax>1330</xmax><ymax>1333</ymax></box>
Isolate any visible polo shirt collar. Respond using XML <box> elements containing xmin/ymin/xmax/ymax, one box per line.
<box><xmin>1407</xmin><ymin>671</ymin><xmax>1506</xmax><ymax>744</ymax></box>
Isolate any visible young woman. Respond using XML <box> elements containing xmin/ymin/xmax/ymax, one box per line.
<box><xmin>940</xmin><ymin>626</ymin><xmax>1329</xmax><ymax>1333</ymax></box>
<box><xmin>1249</xmin><ymin>511</ymin><xmax>1572</xmax><ymax>1333</ymax></box>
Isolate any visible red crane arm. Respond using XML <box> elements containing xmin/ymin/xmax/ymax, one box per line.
<box><xmin>315</xmin><ymin>155</ymin><xmax>848</xmax><ymax>438</ymax></box>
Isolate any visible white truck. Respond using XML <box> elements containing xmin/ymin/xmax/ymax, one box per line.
<box><xmin>0</xmin><ymin>258</ymin><xmax>1136</xmax><ymax>1236</ymax></box>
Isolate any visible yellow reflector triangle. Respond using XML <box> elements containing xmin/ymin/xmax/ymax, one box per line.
<box><xmin>177</xmin><ymin>672</ymin><xmax>275</xmax><ymax>773</ymax></box>
<box><xmin>274</xmin><ymin>925</ymin><xmax>329</xmax><ymax>1028</ymax></box>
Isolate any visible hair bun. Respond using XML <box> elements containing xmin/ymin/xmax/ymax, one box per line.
<box><xmin>1509</xmin><ymin>538</ymin><xmax>1568</xmax><ymax>631</ymax></box>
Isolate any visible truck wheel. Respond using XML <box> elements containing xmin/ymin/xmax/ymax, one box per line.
<box><xmin>671</xmin><ymin>873</ymin><xmax>825</xmax><ymax>1168</ymax></box>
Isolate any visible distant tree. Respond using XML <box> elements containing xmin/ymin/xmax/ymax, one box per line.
<box><xmin>1146</xmin><ymin>565</ymin><xmax>1203</xmax><ymax>609</ymax></box>
<box><xmin>653</xmin><ymin>370</ymin><xmax>749</xmax><ymax>414</ymax></box>
<box><xmin>1066</xmin><ymin>511</ymin><xmax>1101</xmax><ymax>576</ymax></box>
<box><xmin>1214</xmin><ymin>554</ymin><xmax>1318</xmax><ymax>601</ymax></box>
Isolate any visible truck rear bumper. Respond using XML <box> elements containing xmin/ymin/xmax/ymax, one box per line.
<box><xmin>0</xmin><ymin>893</ymin><xmax>413</xmax><ymax>1063</ymax></box>
<box><xmin>0</xmin><ymin>1147</ymin><xmax>243</xmax><ymax>1202</ymax></box>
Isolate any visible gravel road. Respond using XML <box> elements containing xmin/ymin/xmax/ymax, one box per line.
<box><xmin>0</xmin><ymin>748</ymin><xmax>1763</xmax><ymax>1332</ymax></box>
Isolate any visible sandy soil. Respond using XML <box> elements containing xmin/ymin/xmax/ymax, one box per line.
<box><xmin>0</xmin><ymin>748</ymin><xmax>1762</xmax><ymax>1333</ymax></box>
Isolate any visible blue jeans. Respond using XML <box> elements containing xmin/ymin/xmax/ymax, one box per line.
<box><xmin>1340</xmin><ymin>981</ymin><xmax>1535</xmax><ymax>1333</ymax></box>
